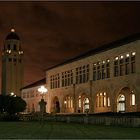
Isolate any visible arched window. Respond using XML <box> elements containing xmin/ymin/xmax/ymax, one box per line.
<box><xmin>107</xmin><ymin>97</ymin><xmax>110</xmax><ymax>107</ymax></box>
<box><xmin>78</xmin><ymin>96</ymin><xmax>81</xmax><ymax>108</ymax></box>
<box><xmin>103</xmin><ymin>92</ymin><xmax>106</xmax><ymax>107</ymax></box>
<box><xmin>83</xmin><ymin>97</ymin><xmax>89</xmax><ymax>113</ymax></box>
<box><xmin>130</xmin><ymin>91</ymin><xmax>135</xmax><ymax>106</ymax></box>
<box><xmin>118</xmin><ymin>94</ymin><xmax>125</xmax><ymax>112</ymax></box>
<box><xmin>64</xmin><ymin>96</ymin><xmax>73</xmax><ymax>109</ymax></box>
<box><xmin>96</xmin><ymin>92</ymin><xmax>110</xmax><ymax>108</ymax></box>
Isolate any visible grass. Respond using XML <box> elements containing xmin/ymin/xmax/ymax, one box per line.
<box><xmin>0</xmin><ymin>121</ymin><xmax>140</xmax><ymax>139</ymax></box>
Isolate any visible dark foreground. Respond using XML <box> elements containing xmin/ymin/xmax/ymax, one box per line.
<box><xmin>0</xmin><ymin>121</ymin><xmax>140</xmax><ymax>139</ymax></box>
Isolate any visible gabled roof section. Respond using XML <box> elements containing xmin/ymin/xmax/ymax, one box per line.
<box><xmin>46</xmin><ymin>32</ymin><xmax>140</xmax><ymax>71</ymax></box>
<box><xmin>21</xmin><ymin>78</ymin><xmax>46</xmax><ymax>90</ymax></box>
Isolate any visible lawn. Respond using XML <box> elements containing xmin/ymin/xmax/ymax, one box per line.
<box><xmin>0</xmin><ymin>121</ymin><xmax>140</xmax><ymax>139</ymax></box>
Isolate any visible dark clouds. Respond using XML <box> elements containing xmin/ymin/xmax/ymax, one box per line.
<box><xmin>0</xmin><ymin>2</ymin><xmax>140</xmax><ymax>86</ymax></box>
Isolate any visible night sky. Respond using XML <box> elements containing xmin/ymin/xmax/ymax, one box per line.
<box><xmin>0</xmin><ymin>2</ymin><xmax>140</xmax><ymax>87</ymax></box>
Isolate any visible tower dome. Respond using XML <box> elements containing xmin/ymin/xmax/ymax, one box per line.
<box><xmin>5</xmin><ymin>28</ymin><xmax>20</xmax><ymax>40</ymax></box>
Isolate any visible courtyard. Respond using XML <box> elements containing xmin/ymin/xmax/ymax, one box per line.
<box><xmin>0</xmin><ymin>121</ymin><xmax>140</xmax><ymax>139</ymax></box>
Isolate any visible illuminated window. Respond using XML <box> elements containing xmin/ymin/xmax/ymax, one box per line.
<box><xmin>83</xmin><ymin>98</ymin><xmax>89</xmax><ymax>112</ymax></box>
<box><xmin>96</xmin><ymin>92</ymin><xmax>109</xmax><ymax>108</ymax></box>
<box><xmin>130</xmin><ymin>91</ymin><xmax>135</xmax><ymax>106</ymax></box>
<box><xmin>78</xmin><ymin>96</ymin><xmax>81</xmax><ymax>108</ymax></box>
<box><xmin>96</xmin><ymin>94</ymin><xmax>99</xmax><ymax>107</ymax></box>
<box><xmin>118</xmin><ymin>95</ymin><xmax>125</xmax><ymax>112</ymax></box>
<box><xmin>103</xmin><ymin>92</ymin><xmax>106</xmax><ymax>107</ymax></box>
<box><xmin>107</xmin><ymin>97</ymin><xmax>110</xmax><ymax>107</ymax></box>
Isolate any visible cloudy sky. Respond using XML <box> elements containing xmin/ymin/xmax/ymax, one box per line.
<box><xmin>0</xmin><ymin>2</ymin><xmax>140</xmax><ymax>87</ymax></box>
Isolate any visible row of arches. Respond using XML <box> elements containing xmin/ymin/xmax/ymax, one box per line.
<box><xmin>51</xmin><ymin>87</ymin><xmax>137</xmax><ymax>113</ymax></box>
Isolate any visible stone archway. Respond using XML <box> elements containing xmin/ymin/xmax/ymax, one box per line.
<box><xmin>52</xmin><ymin>97</ymin><xmax>60</xmax><ymax>113</ymax></box>
<box><xmin>116</xmin><ymin>87</ymin><xmax>136</xmax><ymax>113</ymax></box>
<box><xmin>77</xmin><ymin>94</ymin><xmax>90</xmax><ymax>113</ymax></box>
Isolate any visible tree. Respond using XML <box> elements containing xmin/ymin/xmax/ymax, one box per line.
<box><xmin>0</xmin><ymin>95</ymin><xmax>26</xmax><ymax>115</ymax></box>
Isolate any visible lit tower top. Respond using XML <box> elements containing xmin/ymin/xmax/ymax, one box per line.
<box><xmin>5</xmin><ymin>28</ymin><xmax>20</xmax><ymax>40</ymax></box>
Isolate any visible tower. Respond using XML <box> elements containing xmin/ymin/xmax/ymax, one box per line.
<box><xmin>1</xmin><ymin>29</ymin><xmax>24</xmax><ymax>96</ymax></box>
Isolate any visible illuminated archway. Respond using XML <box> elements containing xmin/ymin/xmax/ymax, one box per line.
<box><xmin>83</xmin><ymin>97</ymin><xmax>89</xmax><ymax>113</ymax></box>
<box><xmin>117</xmin><ymin>94</ymin><xmax>125</xmax><ymax>112</ymax></box>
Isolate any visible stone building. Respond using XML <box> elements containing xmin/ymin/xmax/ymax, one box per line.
<box><xmin>1</xmin><ymin>29</ymin><xmax>24</xmax><ymax>96</ymax></box>
<box><xmin>45</xmin><ymin>33</ymin><xmax>140</xmax><ymax>114</ymax></box>
<box><xmin>21</xmin><ymin>32</ymin><xmax>140</xmax><ymax>114</ymax></box>
<box><xmin>21</xmin><ymin>78</ymin><xmax>46</xmax><ymax>113</ymax></box>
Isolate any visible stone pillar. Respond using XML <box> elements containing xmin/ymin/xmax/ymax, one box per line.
<box><xmin>39</xmin><ymin>99</ymin><xmax>47</xmax><ymax>113</ymax></box>
<box><xmin>73</xmin><ymin>84</ymin><xmax>77</xmax><ymax>113</ymax></box>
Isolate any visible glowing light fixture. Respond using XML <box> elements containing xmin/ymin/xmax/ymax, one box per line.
<box><xmin>102</xmin><ymin>61</ymin><xmax>105</xmax><ymax>64</ymax></box>
<box><xmin>132</xmin><ymin>52</ymin><xmax>136</xmax><ymax>56</ymax></box>
<box><xmin>115</xmin><ymin>57</ymin><xmax>118</xmax><ymax>60</ymax></box>
<box><xmin>107</xmin><ymin>59</ymin><xmax>110</xmax><ymax>62</ymax></box>
<box><xmin>126</xmin><ymin>54</ymin><xmax>129</xmax><ymax>57</ymax></box>
<box><xmin>11</xmin><ymin>28</ymin><xmax>15</xmax><ymax>32</ymax></box>
<box><xmin>38</xmin><ymin>85</ymin><xmax>47</xmax><ymax>99</ymax></box>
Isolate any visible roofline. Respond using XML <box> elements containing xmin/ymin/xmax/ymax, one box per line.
<box><xmin>46</xmin><ymin>32</ymin><xmax>140</xmax><ymax>71</ymax></box>
<box><xmin>21</xmin><ymin>78</ymin><xmax>46</xmax><ymax>90</ymax></box>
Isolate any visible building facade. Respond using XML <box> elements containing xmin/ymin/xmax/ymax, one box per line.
<box><xmin>45</xmin><ymin>33</ymin><xmax>140</xmax><ymax>114</ymax></box>
<box><xmin>1</xmin><ymin>29</ymin><xmax>24</xmax><ymax>96</ymax></box>
<box><xmin>21</xmin><ymin>33</ymin><xmax>140</xmax><ymax>114</ymax></box>
<box><xmin>21</xmin><ymin>78</ymin><xmax>46</xmax><ymax>113</ymax></box>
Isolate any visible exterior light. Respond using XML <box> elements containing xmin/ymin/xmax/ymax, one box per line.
<box><xmin>64</xmin><ymin>101</ymin><xmax>67</xmax><ymax>104</ymax></box>
<box><xmin>10</xmin><ymin>92</ymin><xmax>14</xmax><ymax>96</ymax></box>
<box><xmin>94</xmin><ymin>63</ymin><xmax>96</xmax><ymax>66</ymax></box>
<box><xmin>115</xmin><ymin>57</ymin><xmax>118</xmax><ymax>60</ymax></box>
<box><xmin>11</xmin><ymin>28</ymin><xmax>15</xmax><ymax>32</ymax></box>
<box><xmin>19</xmin><ymin>51</ymin><xmax>23</xmax><ymax>55</ymax></box>
<box><xmin>132</xmin><ymin>52</ymin><xmax>136</xmax><ymax>56</ymax></box>
<box><xmin>102</xmin><ymin>61</ymin><xmax>105</xmax><ymax>64</ymax></box>
<box><xmin>126</xmin><ymin>54</ymin><xmax>129</xmax><ymax>57</ymax></box>
<box><xmin>107</xmin><ymin>59</ymin><xmax>110</xmax><ymax>62</ymax></box>
<box><xmin>38</xmin><ymin>85</ymin><xmax>47</xmax><ymax>99</ymax></box>
<box><xmin>9</xmin><ymin>50</ymin><xmax>11</xmax><ymax>54</ymax></box>
<box><xmin>120</xmin><ymin>55</ymin><xmax>124</xmax><ymax>59</ymax></box>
